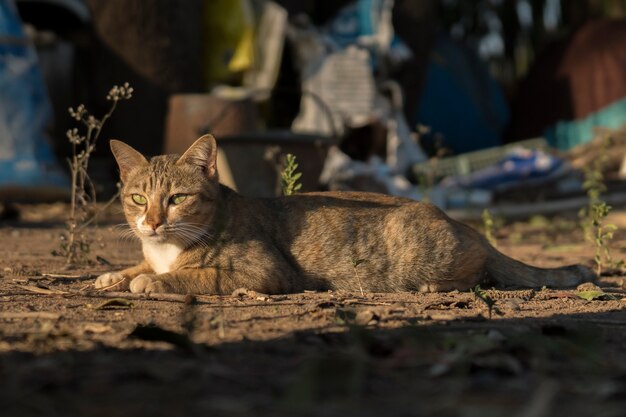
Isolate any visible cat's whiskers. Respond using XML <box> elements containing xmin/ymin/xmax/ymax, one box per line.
<box><xmin>166</xmin><ymin>222</ymin><xmax>218</xmax><ymax>249</ymax></box>
<box><xmin>111</xmin><ymin>223</ymin><xmax>141</xmax><ymax>243</ymax></box>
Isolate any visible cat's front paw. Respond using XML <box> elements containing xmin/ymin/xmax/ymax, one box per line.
<box><xmin>94</xmin><ymin>272</ymin><xmax>129</xmax><ymax>290</ymax></box>
<box><xmin>129</xmin><ymin>274</ymin><xmax>168</xmax><ymax>294</ymax></box>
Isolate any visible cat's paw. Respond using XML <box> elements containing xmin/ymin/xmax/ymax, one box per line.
<box><xmin>129</xmin><ymin>274</ymin><xmax>167</xmax><ymax>293</ymax></box>
<box><xmin>94</xmin><ymin>272</ymin><xmax>128</xmax><ymax>290</ymax></box>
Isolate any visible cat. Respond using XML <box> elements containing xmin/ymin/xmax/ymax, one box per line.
<box><xmin>95</xmin><ymin>134</ymin><xmax>595</xmax><ymax>294</ymax></box>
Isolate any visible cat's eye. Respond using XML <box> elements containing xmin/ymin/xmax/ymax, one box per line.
<box><xmin>131</xmin><ymin>194</ymin><xmax>147</xmax><ymax>205</ymax></box>
<box><xmin>170</xmin><ymin>194</ymin><xmax>187</xmax><ymax>205</ymax></box>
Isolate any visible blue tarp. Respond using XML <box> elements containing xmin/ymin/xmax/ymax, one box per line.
<box><xmin>0</xmin><ymin>0</ymin><xmax>67</xmax><ymax>191</ymax></box>
<box><xmin>545</xmin><ymin>96</ymin><xmax>626</xmax><ymax>150</ymax></box>
<box><xmin>415</xmin><ymin>35</ymin><xmax>510</xmax><ymax>155</ymax></box>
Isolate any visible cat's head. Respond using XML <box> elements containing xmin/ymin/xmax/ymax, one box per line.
<box><xmin>110</xmin><ymin>135</ymin><xmax>221</xmax><ymax>245</ymax></box>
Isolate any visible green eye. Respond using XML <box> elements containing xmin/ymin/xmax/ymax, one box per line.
<box><xmin>170</xmin><ymin>194</ymin><xmax>187</xmax><ymax>205</ymax></box>
<box><xmin>131</xmin><ymin>194</ymin><xmax>147</xmax><ymax>205</ymax></box>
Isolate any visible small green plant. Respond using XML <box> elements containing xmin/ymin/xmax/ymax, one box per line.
<box><xmin>281</xmin><ymin>153</ymin><xmax>302</xmax><ymax>196</ymax></box>
<box><xmin>472</xmin><ymin>285</ymin><xmax>499</xmax><ymax>319</ymax></box>
<box><xmin>578</xmin><ymin>132</ymin><xmax>622</xmax><ymax>275</ymax></box>
<box><xmin>590</xmin><ymin>202</ymin><xmax>620</xmax><ymax>276</ymax></box>
<box><xmin>481</xmin><ymin>208</ymin><xmax>497</xmax><ymax>247</ymax></box>
<box><xmin>53</xmin><ymin>83</ymin><xmax>133</xmax><ymax>264</ymax></box>
<box><xmin>579</xmin><ymin>133</ymin><xmax>611</xmax><ymax>241</ymax></box>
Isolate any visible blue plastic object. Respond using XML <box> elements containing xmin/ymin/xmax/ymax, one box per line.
<box><xmin>442</xmin><ymin>149</ymin><xmax>566</xmax><ymax>191</ymax></box>
<box><xmin>415</xmin><ymin>35</ymin><xmax>510</xmax><ymax>154</ymax></box>
<box><xmin>545</xmin><ymin>96</ymin><xmax>626</xmax><ymax>150</ymax></box>
<box><xmin>324</xmin><ymin>0</ymin><xmax>410</xmax><ymax>68</ymax></box>
<box><xmin>0</xmin><ymin>0</ymin><xmax>68</xmax><ymax>194</ymax></box>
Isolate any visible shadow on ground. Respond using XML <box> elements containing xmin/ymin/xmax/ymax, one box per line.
<box><xmin>1</xmin><ymin>307</ymin><xmax>625</xmax><ymax>417</ymax></box>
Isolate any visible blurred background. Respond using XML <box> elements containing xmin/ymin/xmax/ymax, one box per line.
<box><xmin>3</xmin><ymin>0</ymin><xmax>626</xmax><ymax>215</ymax></box>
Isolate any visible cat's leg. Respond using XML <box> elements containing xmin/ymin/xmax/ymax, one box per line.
<box><xmin>129</xmin><ymin>266</ymin><xmax>294</xmax><ymax>295</ymax></box>
<box><xmin>129</xmin><ymin>269</ymin><xmax>240</xmax><ymax>294</ymax></box>
<box><xmin>94</xmin><ymin>261</ymin><xmax>153</xmax><ymax>291</ymax></box>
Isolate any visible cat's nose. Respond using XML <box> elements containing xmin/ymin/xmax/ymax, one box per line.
<box><xmin>147</xmin><ymin>221</ymin><xmax>162</xmax><ymax>231</ymax></box>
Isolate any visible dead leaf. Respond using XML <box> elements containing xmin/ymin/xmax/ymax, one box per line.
<box><xmin>42</xmin><ymin>273</ymin><xmax>96</xmax><ymax>280</ymax></box>
<box><xmin>575</xmin><ymin>290</ymin><xmax>617</xmax><ymax>301</ymax></box>
<box><xmin>17</xmin><ymin>284</ymin><xmax>67</xmax><ymax>295</ymax></box>
<box><xmin>42</xmin><ymin>273</ymin><xmax>82</xmax><ymax>279</ymax></box>
<box><xmin>93</xmin><ymin>298</ymin><xmax>134</xmax><ymax>310</ymax></box>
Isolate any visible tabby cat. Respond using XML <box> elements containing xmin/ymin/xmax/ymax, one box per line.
<box><xmin>95</xmin><ymin>135</ymin><xmax>595</xmax><ymax>294</ymax></box>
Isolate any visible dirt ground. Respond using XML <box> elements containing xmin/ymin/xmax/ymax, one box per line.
<box><xmin>1</xmin><ymin>203</ymin><xmax>625</xmax><ymax>417</ymax></box>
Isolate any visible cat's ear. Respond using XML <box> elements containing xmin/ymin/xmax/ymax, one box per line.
<box><xmin>109</xmin><ymin>140</ymin><xmax>148</xmax><ymax>183</ymax></box>
<box><xmin>177</xmin><ymin>134</ymin><xmax>218</xmax><ymax>178</ymax></box>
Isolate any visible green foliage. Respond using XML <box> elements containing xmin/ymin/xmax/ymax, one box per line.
<box><xmin>281</xmin><ymin>153</ymin><xmax>302</xmax><ymax>196</ymax></box>
<box><xmin>590</xmin><ymin>202</ymin><xmax>621</xmax><ymax>276</ymax></box>
<box><xmin>578</xmin><ymin>133</ymin><xmax>622</xmax><ymax>275</ymax></box>
<box><xmin>481</xmin><ymin>209</ymin><xmax>497</xmax><ymax>247</ymax></box>
<box><xmin>472</xmin><ymin>285</ymin><xmax>500</xmax><ymax>319</ymax></box>
<box><xmin>579</xmin><ymin>133</ymin><xmax>611</xmax><ymax>242</ymax></box>
<box><xmin>575</xmin><ymin>289</ymin><xmax>617</xmax><ymax>301</ymax></box>
<box><xmin>54</xmin><ymin>83</ymin><xmax>133</xmax><ymax>264</ymax></box>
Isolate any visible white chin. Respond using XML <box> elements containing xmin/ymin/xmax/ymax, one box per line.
<box><xmin>140</xmin><ymin>231</ymin><xmax>165</xmax><ymax>241</ymax></box>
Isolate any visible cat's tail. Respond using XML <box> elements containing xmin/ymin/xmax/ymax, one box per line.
<box><xmin>485</xmin><ymin>247</ymin><xmax>596</xmax><ymax>288</ymax></box>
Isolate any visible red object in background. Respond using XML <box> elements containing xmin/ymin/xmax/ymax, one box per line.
<box><xmin>507</xmin><ymin>18</ymin><xmax>626</xmax><ymax>142</ymax></box>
